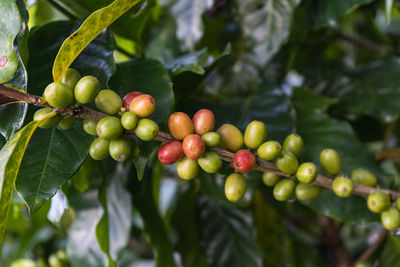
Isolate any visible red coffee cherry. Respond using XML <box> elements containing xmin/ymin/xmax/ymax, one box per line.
<box><xmin>232</xmin><ymin>149</ymin><xmax>256</xmax><ymax>173</ymax></box>
<box><xmin>182</xmin><ymin>134</ymin><xmax>205</xmax><ymax>160</ymax></box>
<box><xmin>192</xmin><ymin>109</ymin><xmax>215</xmax><ymax>135</ymax></box>
<box><xmin>168</xmin><ymin>112</ymin><xmax>194</xmax><ymax>140</ymax></box>
<box><xmin>158</xmin><ymin>141</ymin><xmax>184</xmax><ymax>164</ymax></box>
<box><xmin>129</xmin><ymin>94</ymin><xmax>156</xmax><ymax>118</ymax></box>
<box><xmin>123</xmin><ymin>91</ymin><xmax>142</xmax><ymax>108</ymax></box>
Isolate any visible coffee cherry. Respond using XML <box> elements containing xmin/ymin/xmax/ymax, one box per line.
<box><xmin>109</xmin><ymin>136</ymin><xmax>132</xmax><ymax>162</ymax></box>
<box><xmin>244</xmin><ymin>120</ymin><xmax>267</xmax><ymax>149</ymax></box>
<box><xmin>201</xmin><ymin>132</ymin><xmax>220</xmax><ymax>148</ymax></box>
<box><xmin>121</xmin><ymin>111</ymin><xmax>138</xmax><ymax>130</ymax></box>
<box><xmin>257</xmin><ymin>141</ymin><xmax>281</xmax><ymax>161</ymax></box>
<box><xmin>192</xmin><ymin>109</ymin><xmax>215</xmax><ymax>135</ymax></box>
<box><xmin>83</xmin><ymin>119</ymin><xmax>98</xmax><ymax>136</ymax></box>
<box><xmin>43</xmin><ymin>82</ymin><xmax>73</xmax><ymax>108</ymax></box>
<box><xmin>95</xmin><ymin>89</ymin><xmax>122</xmax><ymax>115</ymax></box>
<box><xmin>89</xmin><ymin>137</ymin><xmax>110</xmax><ymax>160</ymax></box>
<box><xmin>275</xmin><ymin>150</ymin><xmax>298</xmax><ymax>175</ymax></box>
<box><xmin>58</xmin><ymin>115</ymin><xmax>75</xmax><ymax>130</ymax></box>
<box><xmin>232</xmin><ymin>149</ymin><xmax>256</xmax><ymax>173</ymax></box>
<box><xmin>74</xmin><ymin>75</ymin><xmax>100</xmax><ymax>104</ymax></box>
<box><xmin>296</xmin><ymin>162</ymin><xmax>318</xmax><ymax>183</ymax></box>
<box><xmin>129</xmin><ymin>94</ymin><xmax>156</xmax><ymax>118</ymax></box>
<box><xmin>355</xmin><ymin>262</ymin><xmax>372</xmax><ymax>267</ymax></box>
<box><xmin>396</xmin><ymin>198</ymin><xmax>400</xmax><ymax>209</ymax></box>
<box><xmin>282</xmin><ymin>134</ymin><xmax>303</xmax><ymax>158</ymax></box>
<box><xmin>61</xmin><ymin>68</ymin><xmax>81</xmax><ymax>89</ymax></box>
<box><xmin>381</xmin><ymin>207</ymin><xmax>400</xmax><ymax>230</ymax></box>
<box><xmin>96</xmin><ymin>116</ymin><xmax>123</xmax><ymax>139</ymax></box>
<box><xmin>225</xmin><ymin>173</ymin><xmax>246</xmax><ymax>202</ymax></box>
<box><xmin>367</xmin><ymin>191</ymin><xmax>390</xmax><ymax>213</ymax></box>
<box><xmin>262</xmin><ymin>171</ymin><xmax>280</xmax><ymax>186</ymax></box>
<box><xmin>332</xmin><ymin>176</ymin><xmax>353</xmax><ymax>198</ymax></box>
<box><xmin>33</xmin><ymin>108</ymin><xmax>61</xmax><ymax>128</ymax></box>
<box><xmin>158</xmin><ymin>140</ymin><xmax>184</xmax><ymax>164</ymax></box>
<box><xmin>182</xmin><ymin>134</ymin><xmax>206</xmax><ymax>160</ymax></box>
<box><xmin>217</xmin><ymin>124</ymin><xmax>244</xmax><ymax>152</ymax></box>
<box><xmin>273</xmin><ymin>179</ymin><xmax>296</xmax><ymax>201</ymax></box>
<box><xmin>319</xmin><ymin>148</ymin><xmax>341</xmax><ymax>175</ymax></box>
<box><xmin>350</xmin><ymin>169</ymin><xmax>377</xmax><ymax>187</ymax></box>
<box><xmin>168</xmin><ymin>112</ymin><xmax>194</xmax><ymax>140</ymax></box>
<box><xmin>135</xmin><ymin>119</ymin><xmax>159</xmax><ymax>141</ymax></box>
<box><xmin>176</xmin><ymin>157</ymin><xmax>199</xmax><ymax>180</ymax></box>
<box><xmin>197</xmin><ymin>151</ymin><xmax>222</xmax><ymax>173</ymax></box>
<box><xmin>123</xmin><ymin>91</ymin><xmax>142</xmax><ymax>108</ymax></box>
<box><xmin>295</xmin><ymin>183</ymin><xmax>321</xmax><ymax>201</ymax></box>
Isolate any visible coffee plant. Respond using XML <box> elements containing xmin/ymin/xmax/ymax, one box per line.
<box><xmin>1</xmin><ymin>0</ymin><xmax>400</xmax><ymax>266</ymax></box>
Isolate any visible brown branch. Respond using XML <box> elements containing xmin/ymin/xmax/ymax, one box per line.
<box><xmin>335</xmin><ymin>31</ymin><xmax>383</xmax><ymax>53</ymax></box>
<box><xmin>354</xmin><ymin>229</ymin><xmax>387</xmax><ymax>265</ymax></box>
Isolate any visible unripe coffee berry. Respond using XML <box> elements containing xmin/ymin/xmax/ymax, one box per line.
<box><xmin>192</xmin><ymin>109</ymin><xmax>215</xmax><ymax>135</ymax></box>
<box><xmin>295</xmin><ymin>183</ymin><xmax>321</xmax><ymax>201</ymax></box>
<box><xmin>201</xmin><ymin>132</ymin><xmax>220</xmax><ymax>148</ymax></box>
<box><xmin>129</xmin><ymin>94</ymin><xmax>156</xmax><ymax>118</ymax></box>
<box><xmin>182</xmin><ymin>134</ymin><xmax>205</xmax><ymax>160</ymax></box>
<box><xmin>244</xmin><ymin>120</ymin><xmax>267</xmax><ymax>149</ymax></box>
<box><xmin>176</xmin><ymin>157</ymin><xmax>199</xmax><ymax>180</ymax></box>
<box><xmin>109</xmin><ymin>136</ymin><xmax>132</xmax><ymax>162</ymax></box>
<box><xmin>197</xmin><ymin>151</ymin><xmax>222</xmax><ymax>173</ymax></box>
<box><xmin>89</xmin><ymin>137</ymin><xmax>110</xmax><ymax>160</ymax></box>
<box><xmin>158</xmin><ymin>141</ymin><xmax>184</xmax><ymax>164</ymax></box>
<box><xmin>135</xmin><ymin>119</ymin><xmax>159</xmax><ymax>141</ymax></box>
<box><xmin>123</xmin><ymin>91</ymin><xmax>142</xmax><ymax>108</ymax></box>
<box><xmin>168</xmin><ymin>112</ymin><xmax>194</xmax><ymax>140</ymax></box>
<box><xmin>217</xmin><ymin>124</ymin><xmax>244</xmax><ymax>152</ymax></box>
<box><xmin>74</xmin><ymin>75</ymin><xmax>100</xmax><ymax>104</ymax></box>
<box><xmin>367</xmin><ymin>191</ymin><xmax>390</xmax><ymax>213</ymax></box>
<box><xmin>121</xmin><ymin>111</ymin><xmax>138</xmax><ymax>130</ymax></box>
<box><xmin>351</xmin><ymin>169</ymin><xmax>377</xmax><ymax>187</ymax></box>
<box><xmin>43</xmin><ymin>82</ymin><xmax>73</xmax><ymax>108</ymax></box>
<box><xmin>96</xmin><ymin>116</ymin><xmax>123</xmax><ymax>139</ymax></box>
<box><xmin>381</xmin><ymin>207</ymin><xmax>400</xmax><ymax>230</ymax></box>
<box><xmin>232</xmin><ymin>149</ymin><xmax>256</xmax><ymax>173</ymax></box>
<box><xmin>83</xmin><ymin>119</ymin><xmax>98</xmax><ymax>136</ymax></box>
<box><xmin>262</xmin><ymin>171</ymin><xmax>280</xmax><ymax>186</ymax></box>
<box><xmin>225</xmin><ymin>173</ymin><xmax>246</xmax><ymax>202</ymax></box>
<box><xmin>319</xmin><ymin>148</ymin><xmax>341</xmax><ymax>175</ymax></box>
<box><xmin>257</xmin><ymin>141</ymin><xmax>281</xmax><ymax>161</ymax></box>
<box><xmin>61</xmin><ymin>68</ymin><xmax>81</xmax><ymax>89</ymax></box>
<box><xmin>58</xmin><ymin>115</ymin><xmax>75</xmax><ymax>130</ymax></box>
<box><xmin>332</xmin><ymin>175</ymin><xmax>353</xmax><ymax>198</ymax></box>
<box><xmin>95</xmin><ymin>89</ymin><xmax>122</xmax><ymax>115</ymax></box>
<box><xmin>273</xmin><ymin>179</ymin><xmax>296</xmax><ymax>201</ymax></box>
<box><xmin>396</xmin><ymin>198</ymin><xmax>400</xmax><ymax>210</ymax></box>
<box><xmin>275</xmin><ymin>150</ymin><xmax>298</xmax><ymax>175</ymax></box>
<box><xmin>34</xmin><ymin>108</ymin><xmax>61</xmax><ymax>128</ymax></box>
<box><xmin>296</xmin><ymin>162</ymin><xmax>318</xmax><ymax>183</ymax></box>
<box><xmin>282</xmin><ymin>134</ymin><xmax>303</xmax><ymax>158</ymax></box>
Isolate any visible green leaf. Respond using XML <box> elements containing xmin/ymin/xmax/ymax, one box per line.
<box><xmin>386</xmin><ymin>0</ymin><xmax>394</xmax><ymax>24</ymax></box>
<box><xmin>379</xmin><ymin>236</ymin><xmax>400</xmax><ymax>267</ymax></box>
<box><xmin>71</xmin><ymin>157</ymin><xmax>95</xmax><ymax>194</ymax></box>
<box><xmin>131</xmin><ymin>139</ymin><xmax>158</xmax><ymax>181</ymax></box>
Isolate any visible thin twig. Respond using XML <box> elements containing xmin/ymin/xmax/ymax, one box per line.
<box><xmin>354</xmin><ymin>229</ymin><xmax>387</xmax><ymax>264</ymax></box>
<box><xmin>335</xmin><ymin>30</ymin><xmax>383</xmax><ymax>53</ymax></box>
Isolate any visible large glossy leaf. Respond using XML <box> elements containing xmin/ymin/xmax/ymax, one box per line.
<box><xmin>379</xmin><ymin>236</ymin><xmax>400</xmax><ymax>267</ymax></box>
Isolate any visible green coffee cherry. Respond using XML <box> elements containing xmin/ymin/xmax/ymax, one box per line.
<box><xmin>257</xmin><ymin>141</ymin><xmax>281</xmax><ymax>161</ymax></box>
<box><xmin>89</xmin><ymin>137</ymin><xmax>110</xmax><ymax>160</ymax></box>
<box><xmin>201</xmin><ymin>132</ymin><xmax>220</xmax><ymax>148</ymax></box>
<box><xmin>121</xmin><ymin>111</ymin><xmax>138</xmax><ymax>130</ymax></box>
<box><xmin>262</xmin><ymin>171</ymin><xmax>280</xmax><ymax>186</ymax></box>
<box><xmin>319</xmin><ymin>148</ymin><xmax>341</xmax><ymax>175</ymax></box>
<box><xmin>225</xmin><ymin>173</ymin><xmax>246</xmax><ymax>202</ymax></box>
<box><xmin>96</xmin><ymin>116</ymin><xmax>123</xmax><ymax>139</ymax></box>
<box><xmin>61</xmin><ymin>68</ymin><xmax>81</xmax><ymax>89</ymax></box>
<box><xmin>354</xmin><ymin>262</ymin><xmax>372</xmax><ymax>267</ymax></box>
<box><xmin>10</xmin><ymin>259</ymin><xmax>36</xmax><ymax>267</ymax></box>
<box><xmin>296</xmin><ymin>162</ymin><xmax>318</xmax><ymax>183</ymax></box>
<box><xmin>197</xmin><ymin>151</ymin><xmax>222</xmax><ymax>173</ymax></box>
<box><xmin>381</xmin><ymin>207</ymin><xmax>400</xmax><ymax>230</ymax></box>
<box><xmin>135</xmin><ymin>119</ymin><xmax>159</xmax><ymax>141</ymax></box>
<box><xmin>95</xmin><ymin>89</ymin><xmax>122</xmax><ymax>115</ymax></box>
<box><xmin>176</xmin><ymin>157</ymin><xmax>199</xmax><ymax>180</ymax></box>
<box><xmin>83</xmin><ymin>119</ymin><xmax>98</xmax><ymax>136</ymax></box>
<box><xmin>350</xmin><ymin>169</ymin><xmax>377</xmax><ymax>187</ymax></box>
<box><xmin>295</xmin><ymin>183</ymin><xmax>321</xmax><ymax>201</ymax></box>
<box><xmin>74</xmin><ymin>75</ymin><xmax>100</xmax><ymax>104</ymax></box>
<box><xmin>244</xmin><ymin>120</ymin><xmax>267</xmax><ymax>149</ymax></box>
<box><xmin>273</xmin><ymin>179</ymin><xmax>296</xmax><ymax>201</ymax></box>
<box><xmin>58</xmin><ymin>115</ymin><xmax>75</xmax><ymax>130</ymax></box>
<box><xmin>109</xmin><ymin>136</ymin><xmax>132</xmax><ymax>162</ymax></box>
<box><xmin>332</xmin><ymin>176</ymin><xmax>353</xmax><ymax>198</ymax></box>
<box><xmin>282</xmin><ymin>134</ymin><xmax>303</xmax><ymax>158</ymax></box>
<box><xmin>367</xmin><ymin>191</ymin><xmax>390</xmax><ymax>213</ymax></box>
<box><xmin>43</xmin><ymin>82</ymin><xmax>74</xmax><ymax>108</ymax></box>
<box><xmin>33</xmin><ymin>108</ymin><xmax>61</xmax><ymax>128</ymax></box>
<box><xmin>396</xmin><ymin>198</ymin><xmax>400</xmax><ymax>210</ymax></box>
<box><xmin>275</xmin><ymin>150</ymin><xmax>298</xmax><ymax>175</ymax></box>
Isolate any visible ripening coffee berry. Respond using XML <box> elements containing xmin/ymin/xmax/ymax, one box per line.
<box><xmin>95</xmin><ymin>89</ymin><xmax>122</xmax><ymax>115</ymax></box>
<box><xmin>43</xmin><ymin>82</ymin><xmax>73</xmax><ymax>109</ymax></box>
<box><xmin>135</xmin><ymin>119</ymin><xmax>159</xmax><ymax>141</ymax></box>
<box><xmin>192</xmin><ymin>109</ymin><xmax>215</xmax><ymax>135</ymax></box>
<box><xmin>74</xmin><ymin>75</ymin><xmax>100</xmax><ymax>104</ymax></box>
<box><xmin>33</xmin><ymin>108</ymin><xmax>61</xmax><ymax>128</ymax></box>
<box><xmin>282</xmin><ymin>134</ymin><xmax>303</xmax><ymax>158</ymax></box>
<box><xmin>182</xmin><ymin>134</ymin><xmax>206</xmax><ymax>160</ymax></box>
<box><xmin>176</xmin><ymin>157</ymin><xmax>199</xmax><ymax>180</ymax></box>
<box><xmin>168</xmin><ymin>112</ymin><xmax>194</xmax><ymax>140</ymax></box>
<box><xmin>295</xmin><ymin>183</ymin><xmax>321</xmax><ymax>201</ymax></box>
<box><xmin>262</xmin><ymin>171</ymin><xmax>280</xmax><ymax>186</ymax></box>
<box><xmin>296</xmin><ymin>162</ymin><xmax>318</xmax><ymax>183</ymax></box>
<box><xmin>89</xmin><ymin>137</ymin><xmax>110</xmax><ymax>160</ymax></box>
<box><xmin>217</xmin><ymin>124</ymin><xmax>244</xmax><ymax>152</ymax></box>
<box><xmin>158</xmin><ymin>140</ymin><xmax>184</xmax><ymax>164</ymax></box>
<box><xmin>319</xmin><ymin>148</ymin><xmax>341</xmax><ymax>175</ymax></box>
<box><xmin>58</xmin><ymin>115</ymin><xmax>75</xmax><ymax>130</ymax></box>
<box><xmin>367</xmin><ymin>191</ymin><xmax>390</xmax><ymax>213</ymax></box>
<box><xmin>201</xmin><ymin>132</ymin><xmax>220</xmax><ymax>148</ymax></box>
<box><xmin>129</xmin><ymin>94</ymin><xmax>156</xmax><ymax>118</ymax></box>
<box><xmin>381</xmin><ymin>207</ymin><xmax>400</xmax><ymax>230</ymax></box>
<box><xmin>232</xmin><ymin>149</ymin><xmax>256</xmax><ymax>173</ymax></box>
<box><xmin>123</xmin><ymin>91</ymin><xmax>142</xmax><ymax>108</ymax></box>
<box><xmin>257</xmin><ymin>141</ymin><xmax>281</xmax><ymax>161</ymax></box>
<box><xmin>350</xmin><ymin>169</ymin><xmax>377</xmax><ymax>187</ymax></box>
<box><xmin>121</xmin><ymin>111</ymin><xmax>138</xmax><ymax>130</ymax></box>
<box><xmin>332</xmin><ymin>176</ymin><xmax>353</xmax><ymax>198</ymax></box>
<box><xmin>275</xmin><ymin>150</ymin><xmax>298</xmax><ymax>175</ymax></box>
<box><xmin>225</xmin><ymin>173</ymin><xmax>246</xmax><ymax>202</ymax></box>
<box><xmin>273</xmin><ymin>179</ymin><xmax>296</xmax><ymax>201</ymax></box>
<box><xmin>197</xmin><ymin>151</ymin><xmax>222</xmax><ymax>173</ymax></box>
<box><xmin>109</xmin><ymin>136</ymin><xmax>132</xmax><ymax>162</ymax></box>
<box><xmin>96</xmin><ymin>116</ymin><xmax>123</xmax><ymax>139</ymax></box>
<box><xmin>244</xmin><ymin>120</ymin><xmax>267</xmax><ymax>149</ymax></box>
<box><xmin>61</xmin><ymin>68</ymin><xmax>81</xmax><ymax>89</ymax></box>
<box><xmin>83</xmin><ymin>119</ymin><xmax>98</xmax><ymax>136</ymax></box>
